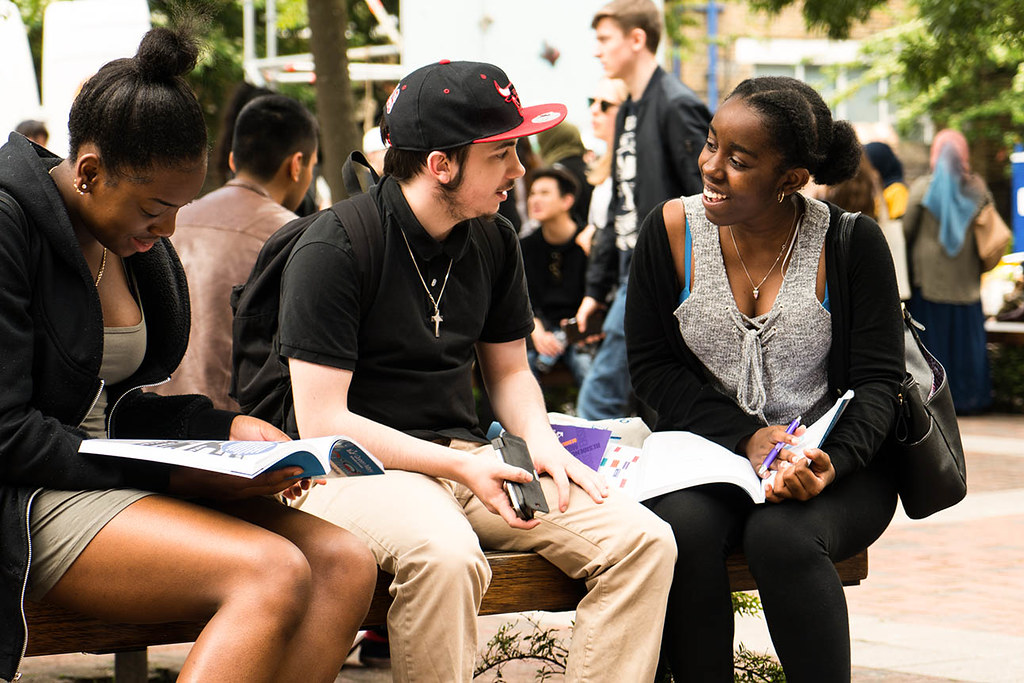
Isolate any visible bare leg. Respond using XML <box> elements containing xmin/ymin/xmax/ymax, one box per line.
<box><xmin>219</xmin><ymin>496</ymin><xmax>377</xmax><ymax>680</ymax></box>
<box><xmin>43</xmin><ymin>495</ymin><xmax>372</xmax><ymax>683</ymax></box>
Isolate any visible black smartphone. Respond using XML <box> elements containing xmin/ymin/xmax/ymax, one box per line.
<box><xmin>491</xmin><ymin>433</ymin><xmax>549</xmax><ymax>520</ymax></box>
<box><xmin>561</xmin><ymin>310</ymin><xmax>606</xmax><ymax>344</ymax></box>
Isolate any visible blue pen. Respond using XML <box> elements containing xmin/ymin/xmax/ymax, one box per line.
<box><xmin>758</xmin><ymin>416</ymin><xmax>801</xmax><ymax>476</ymax></box>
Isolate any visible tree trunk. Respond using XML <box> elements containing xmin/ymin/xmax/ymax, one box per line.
<box><xmin>307</xmin><ymin>0</ymin><xmax>359</xmax><ymax>201</ymax></box>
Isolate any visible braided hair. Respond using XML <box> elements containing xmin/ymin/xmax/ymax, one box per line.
<box><xmin>67</xmin><ymin>26</ymin><xmax>207</xmax><ymax>177</ymax></box>
<box><xmin>727</xmin><ymin>76</ymin><xmax>861</xmax><ymax>186</ymax></box>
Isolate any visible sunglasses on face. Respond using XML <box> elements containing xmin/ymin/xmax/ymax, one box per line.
<box><xmin>587</xmin><ymin>97</ymin><xmax>618</xmax><ymax>113</ymax></box>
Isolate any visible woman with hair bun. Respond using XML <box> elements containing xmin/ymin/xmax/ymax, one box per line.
<box><xmin>0</xmin><ymin>27</ymin><xmax>375</xmax><ymax>683</ymax></box>
<box><xmin>626</xmin><ymin>76</ymin><xmax>903</xmax><ymax>680</ymax></box>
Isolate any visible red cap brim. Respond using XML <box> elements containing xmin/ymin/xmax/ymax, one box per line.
<box><xmin>473</xmin><ymin>103</ymin><xmax>568</xmax><ymax>144</ymax></box>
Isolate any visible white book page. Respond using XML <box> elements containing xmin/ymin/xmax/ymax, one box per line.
<box><xmin>638</xmin><ymin>432</ymin><xmax>766</xmax><ymax>503</ymax></box>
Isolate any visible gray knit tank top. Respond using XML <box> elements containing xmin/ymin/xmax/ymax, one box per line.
<box><xmin>674</xmin><ymin>193</ymin><xmax>832</xmax><ymax>425</ymax></box>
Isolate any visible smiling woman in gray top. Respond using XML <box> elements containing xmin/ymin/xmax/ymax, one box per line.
<box><xmin>626</xmin><ymin>76</ymin><xmax>904</xmax><ymax>682</ymax></box>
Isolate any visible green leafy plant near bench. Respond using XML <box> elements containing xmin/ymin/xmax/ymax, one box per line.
<box><xmin>990</xmin><ymin>344</ymin><xmax>1024</xmax><ymax>413</ymax></box>
<box><xmin>473</xmin><ymin>593</ymin><xmax>785</xmax><ymax>682</ymax></box>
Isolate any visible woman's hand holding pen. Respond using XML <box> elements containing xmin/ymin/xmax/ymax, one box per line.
<box><xmin>743</xmin><ymin>421</ymin><xmax>835</xmax><ymax>501</ymax></box>
<box><xmin>764</xmin><ymin>448</ymin><xmax>836</xmax><ymax>502</ymax></box>
<box><xmin>742</xmin><ymin>423</ymin><xmax>805</xmax><ymax>474</ymax></box>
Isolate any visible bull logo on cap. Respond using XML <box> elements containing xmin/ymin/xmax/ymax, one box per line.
<box><xmin>386</xmin><ymin>84</ymin><xmax>403</xmax><ymax>114</ymax></box>
<box><xmin>494</xmin><ymin>81</ymin><xmax>522</xmax><ymax>111</ymax></box>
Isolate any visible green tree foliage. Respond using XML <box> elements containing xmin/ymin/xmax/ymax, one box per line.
<box><xmin>746</xmin><ymin>0</ymin><xmax>887</xmax><ymax>40</ymax></box>
<box><xmin>862</xmin><ymin>0</ymin><xmax>1024</xmax><ymax>149</ymax></box>
<box><xmin>744</xmin><ymin>0</ymin><xmax>1024</xmax><ymax>197</ymax></box>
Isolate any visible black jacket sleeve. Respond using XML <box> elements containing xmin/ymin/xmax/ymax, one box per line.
<box><xmin>584</xmin><ymin>105</ymin><xmax>627</xmax><ymax>303</ymax></box>
<box><xmin>660</xmin><ymin>93</ymin><xmax>710</xmax><ymax>199</ymax></box>
<box><xmin>109</xmin><ymin>390</ymin><xmax>237</xmax><ymax>441</ymax></box>
<box><xmin>584</xmin><ymin>211</ymin><xmax>620</xmax><ymax>302</ymax></box>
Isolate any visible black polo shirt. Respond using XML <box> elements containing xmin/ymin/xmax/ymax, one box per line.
<box><xmin>278</xmin><ymin>176</ymin><xmax>534</xmax><ymax>442</ymax></box>
<box><xmin>520</xmin><ymin>228</ymin><xmax>588</xmax><ymax>331</ymax></box>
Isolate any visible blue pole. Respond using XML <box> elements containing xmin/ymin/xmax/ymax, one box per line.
<box><xmin>706</xmin><ymin>0</ymin><xmax>719</xmax><ymax>111</ymax></box>
<box><xmin>1012</xmin><ymin>144</ymin><xmax>1024</xmax><ymax>251</ymax></box>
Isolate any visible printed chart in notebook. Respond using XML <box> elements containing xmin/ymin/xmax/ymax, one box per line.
<box><xmin>596</xmin><ymin>390</ymin><xmax>853</xmax><ymax>503</ymax></box>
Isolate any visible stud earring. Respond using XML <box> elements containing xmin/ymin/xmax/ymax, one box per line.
<box><xmin>76</xmin><ymin>180</ymin><xmax>88</xmax><ymax>195</ymax></box>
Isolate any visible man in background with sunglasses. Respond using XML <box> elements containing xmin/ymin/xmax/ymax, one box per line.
<box><xmin>575</xmin><ymin>0</ymin><xmax>711</xmax><ymax>420</ymax></box>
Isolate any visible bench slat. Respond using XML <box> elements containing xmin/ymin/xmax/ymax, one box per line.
<box><xmin>24</xmin><ymin>548</ymin><xmax>867</xmax><ymax>657</ymax></box>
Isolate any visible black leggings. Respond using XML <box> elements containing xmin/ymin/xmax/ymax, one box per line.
<box><xmin>646</xmin><ymin>456</ymin><xmax>897</xmax><ymax>683</ymax></box>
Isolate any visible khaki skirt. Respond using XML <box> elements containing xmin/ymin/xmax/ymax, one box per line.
<box><xmin>26</xmin><ymin>488</ymin><xmax>153</xmax><ymax>600</ymax></box>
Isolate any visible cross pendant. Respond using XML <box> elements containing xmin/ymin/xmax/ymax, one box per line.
<box><xmin>431</xmin><ymin>308</ymin><xmax>443</xmax><ymax>338</ymax></box>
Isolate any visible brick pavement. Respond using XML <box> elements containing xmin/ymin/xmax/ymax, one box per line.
<box><xmin>737</xmin><ymin>413</ymin><xmax>1024</xmax><ymax>682</ymax></box>
<box><xmin>17</xmin><ymin>414</ymin><xmax>1024</xmax><ymax>682</ymax></box>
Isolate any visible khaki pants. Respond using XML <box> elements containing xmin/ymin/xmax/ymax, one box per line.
<box><xmin>300</xmin><ymin>441</ymin><xmax>675</xmax><ymax>682</ymax></box>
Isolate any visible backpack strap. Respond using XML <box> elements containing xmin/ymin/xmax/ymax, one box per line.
<box><xmin>330</xmin><ymin>191</ymin><xmax>384</xmax><ymax>318</ymax></box>
<box><xmin>327</xmin><ymin>186</ymin><xmax>506</xmax><ymax>320</ymax></box>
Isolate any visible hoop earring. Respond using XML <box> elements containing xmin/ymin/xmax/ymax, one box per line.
<box><xmin>777</xmin><ymin>190</ymin><xmax>785</xmax><ymax>203</ymax></box>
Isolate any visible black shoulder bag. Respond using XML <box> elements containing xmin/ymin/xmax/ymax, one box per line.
<box><xmin>835</xmin><ymin>211</ymin><xmax>966</xmax><ymax>519</ymax></box>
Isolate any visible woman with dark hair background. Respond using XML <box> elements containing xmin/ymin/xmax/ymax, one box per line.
<box><xmin>626</xmin><ymin>76</ymin><xmax>903</xmax><ymax>681</ymax></box>
<box><xmin>0</xmin><ymin>26</ymin><xmax>375</xmax><ymax>683</ymax></box>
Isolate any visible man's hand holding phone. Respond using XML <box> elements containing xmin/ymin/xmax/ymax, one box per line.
<box><xmin>491</xmin><ymin>433</ymin><xmax>549</xmax><ymax>520</ymax></box>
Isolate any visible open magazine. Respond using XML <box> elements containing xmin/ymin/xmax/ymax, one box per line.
<box><xmin>597</xmin><ymin>390</ymin><xmax>854</xmax><ymax>504</ymax></box>
<box><xmin>79</xmin><ymin>435</ymin><xmax>385</xmax><ymax>480</ymax></box>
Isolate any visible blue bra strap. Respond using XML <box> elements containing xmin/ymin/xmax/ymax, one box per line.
<box><xmin>678</xmin><ymin>217</ymin><xmax>693</xmax><ymax>304</ymax></box>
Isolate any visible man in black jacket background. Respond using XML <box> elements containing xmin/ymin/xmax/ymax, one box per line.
<box><xmin>575</xmin><ymin>0</ymin><xmax>711</xmax><ymax>420</ymax></box>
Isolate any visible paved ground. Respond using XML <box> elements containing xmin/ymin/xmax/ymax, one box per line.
<box><xmin>16</xmin><ymin>414</ymin><xmax>1024</xmax><ymax>682</ymax></box>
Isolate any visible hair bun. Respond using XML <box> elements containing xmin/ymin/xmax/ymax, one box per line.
<box><xmin>813</xmin><ymin>120</ymin><xmax>861</xmax><ymax>186</ymax></box>
<box><xmin>135</xmin><ymin>27</ymin><xmax>199</xmax><ymax>82</ymax></box>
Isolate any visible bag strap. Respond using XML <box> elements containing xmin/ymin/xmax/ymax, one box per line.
<box><xmin>829</xmin><ymin>210</ymin><xmax>860</xmax><ymax>390</ymax></box>
<box><xmin>330</xmin><ymin>191</ymin><xmax>384</xmax><ymax>319</ymax></box>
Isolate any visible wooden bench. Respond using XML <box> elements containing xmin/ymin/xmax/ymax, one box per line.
<box><xmin>985</xmin><ymin>319</ymin><xmax>1024</xmax><ymax>346</ymax></box>
<box><xmin>21</xmin><ymin>548</ymin><xmax>867</xmax><ymax>682</ymax></box>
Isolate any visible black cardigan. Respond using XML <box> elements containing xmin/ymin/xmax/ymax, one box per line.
<box><xmin>625</xmin><ymin>197</ymin><xmax>904</xmax><ymax>481</ymax></box>
<box><xmin>0</xmin><ymin>133</ymin><xmax>235</xmax><ymax>681</ymax></box>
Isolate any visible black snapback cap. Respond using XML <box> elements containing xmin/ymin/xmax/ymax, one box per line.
<box><xmin>383</xmin><ymin>60</ymin><xmax>567</xmax><ymax>151</ymax></box>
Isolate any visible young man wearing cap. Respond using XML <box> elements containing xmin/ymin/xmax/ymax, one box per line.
<box><xmin>574</xmin><ymin>0</ymin><xmax>712</xmax><ymax>420</ymax></box>
<box><xmin>282</xmin><ymin>60</ymin><xmax>675</xmax><ymax>682</ymax></box>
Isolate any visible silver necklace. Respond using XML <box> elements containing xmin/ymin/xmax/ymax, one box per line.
<box><xmin>399</xmin><ymin>228</ymin><xmax>453</xmax><ymax>337</ymax></box>
<box><xmin>728</xmin><ymin>208</ymin><xmax>802</xmax><ymax>300</ymax></box>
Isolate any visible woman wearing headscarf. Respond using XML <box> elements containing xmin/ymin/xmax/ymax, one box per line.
<box><xmin>903</xmin><ymin>129</ymin><xmax>993</xmax><ymax>413</ymax></box>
